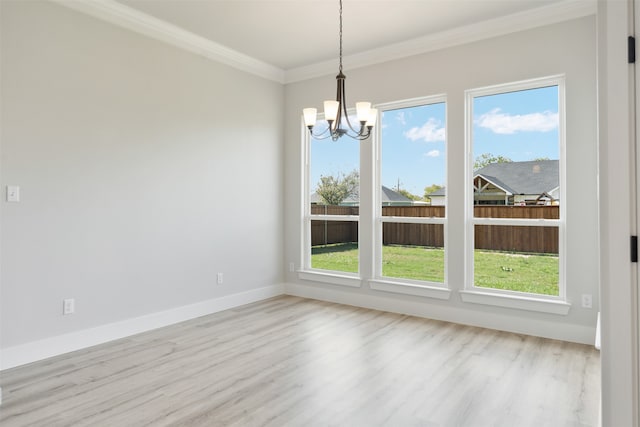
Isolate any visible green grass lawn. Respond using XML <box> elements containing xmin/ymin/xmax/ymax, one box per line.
<box><xmin>311</xmin><ymin>243</ymin><xmax>359</xmax><ymax>273</ymax></box>
<box><xmin>474</xmin><ymin>250</ymin><xmax>558</xmax><ymax>295</ymax></box>
<box><xmin>311</xmin><ymin>243</ymin><xmax>559</xmax><ymax>295</ymax></box>
<box><xmin>382</xmin><ymin>244</ymin><xmax>444</xmax><ymax>283</ymax></box>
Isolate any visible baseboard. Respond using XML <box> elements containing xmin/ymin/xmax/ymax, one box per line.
<box><xmin>0</xmin><ymin>284</ymin><xmax>285</xmax><ymax>371</ymax></box>
<box><xmin>1</xmin><ymin>281</ymin><xmax>595</xmax><ymax>371</ymax></box>
<box><xmin>284</xmin><ymin>282</ymin><xmax>597</xmax><ymax>345</ymax></box>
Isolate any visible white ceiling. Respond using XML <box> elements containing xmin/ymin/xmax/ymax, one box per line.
<box><xmin>118</xmin><ymin>0</ymin><xmax>566</xmax><ymax>70</ymax></box>
<box><xmin>59</xmin><ymin>0</ymin><xmax>596</xmax><ymax>82</ymax></box>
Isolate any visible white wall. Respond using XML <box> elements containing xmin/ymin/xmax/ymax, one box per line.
<box><xmin>0</xmin><ymin>1</ymin><xmax>284</xmax><ymax>360</ymax></box>
<box><xmin>284</xmin><ymin>16</ymin><xmax>598</xmax><ymax>344</ymax></box>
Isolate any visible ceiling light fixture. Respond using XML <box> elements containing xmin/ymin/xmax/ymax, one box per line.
<box><xmin>302</xmin><ymin>0</ymin><xmax>377</xmax><ymax>141</ymax></box>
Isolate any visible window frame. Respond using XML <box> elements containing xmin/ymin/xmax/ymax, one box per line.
<box><xmin>369</xmin><ymin>95</ymin><xmax>451</xmax><ymax>300</ymax></box>
<box><xmin>300</xmin><ymin>112</ymin><xmax>362</xmax><ymax>288</ymax></box>
<box><xmin>462</xmin><ymin>75</ymin><xmax>569</xmax><ymax>313</ymax></box>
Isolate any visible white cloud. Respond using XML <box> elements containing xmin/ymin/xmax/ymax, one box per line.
<box><xmin>476</xmin><ymin>108</ymin><xmax>558</xmax><ymax>134</ymax></box>
<box><xmin>424</xmin><ymin>150</ymin><xmax>440</xmax><ymax>158</ymax></box>
<box><xmin>396</xmin><ymin>111</ymin><xmax>407</xmax><ymax>126</ymax></box>
<box><xmin>404</xmin><ymin>118</ymin><xmax>446</xmax><ymax>142</ymax></box>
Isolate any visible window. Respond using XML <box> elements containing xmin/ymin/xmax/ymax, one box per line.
<box><xmin>375</xmin><ymin>97</ymin><xmax>447</xmax><ymax>287</ymax></box>
<box><xmin>299</xmin><ymin>76</ymin><xmax>567</xmax><ymax>309</ymax></box>
<box><xmin>304</xmin><ymin>116</ymin><xmax>360</xmax><ymax>279</ymax></box>
<box><xmin>465</xmin><ymin>77</ymin><xmax>565</xmax><ymax>300</ymax></box>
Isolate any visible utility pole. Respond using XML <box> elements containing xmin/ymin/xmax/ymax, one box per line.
<box><xmin>396</xmin><ymin>178</ymin><xmax>402</xmax><ymax>192</ymax></box>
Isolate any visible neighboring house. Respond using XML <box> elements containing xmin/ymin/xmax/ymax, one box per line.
<box><xmin>427</xmin><ymin>160</ymin><xmax>559</xmax><ymax>206</ymax></box>
<box><xmin>310</xmin><ymin>185</ymin><xmax>414</xmax><ymax>206</ymax></box>
<box><xmin>427</xmin><ymin>187</ymin><xmax>446</xmax><ymax>206</ymax></box>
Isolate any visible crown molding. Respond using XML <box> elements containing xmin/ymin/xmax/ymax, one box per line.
<box><xmin>51</xmin><ymin>0</ymin><xmax>595</xmax><ymax>86</ymax></box>
<box><xmin>51</xmin><ymin>0</ymin><xmax>285</xmax><ymax>83</ymax></box>
<box><xmin>284</xmin><ymin>0</ymin><xmax>597</xmax><ymax>83</ymax></box>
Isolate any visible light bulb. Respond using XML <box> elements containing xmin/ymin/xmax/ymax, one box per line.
<box><xmin>356</xmin><ymin>102</ymin><xmax>371</xmax><ymax>123</ymax></box>
<box><xmin>356</xmin><ymin>102</ymin><xmax>371</xmax><ymax>122</ymax></box>
<box><xmin>303</xmin><ymin>108</ymin><xmax>317</xmax><ymax>127</ymax></box>
<box><xmin>324</xmin><ymin>100</ymin><xmax>339</xmax><ymax>121</ymax></box>
<box><xmin>366</xmin><ymin>108</ymin><xmax>378</xmax><ymax>127</ymax></box>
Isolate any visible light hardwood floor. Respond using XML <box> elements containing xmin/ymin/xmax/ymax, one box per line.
<box><xmin>0</xmin><ymin>296</ymin><xmax>600</xmax><ymax>427</ymax></box>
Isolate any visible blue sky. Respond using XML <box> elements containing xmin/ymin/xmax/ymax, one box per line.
<box><xmin>310</xmin><ymin>123</ymin><xmax>360</xmax><ymax>193</ymax></box>
<box><xmin>380</xmin><ymin>103</ymin><xmax>446</xmax><ymax>196</ymax></box>
<box><xmin>310</xmin><ymin>85</ymin><xmax>559</xmax><ymax>197</ymax></box>
<box><xmin>473</xmin><ymin>85</ymin><xmax>559</xmax><ymax>165</ymax></box>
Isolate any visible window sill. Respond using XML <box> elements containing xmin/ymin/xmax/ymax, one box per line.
<box><xmin>369</xmin><ymin>279</ymin><xmax>451</xmax><ymax>300</ymax></box>
<box><xmin>298</xmin><ymin>270</ymin><xmax>362</xmax><ymax>288</ymax></box>
<box><xmin>459</xmin><ymin>290</ymin><xmax>571</xmax><ymax>315</ymax></box>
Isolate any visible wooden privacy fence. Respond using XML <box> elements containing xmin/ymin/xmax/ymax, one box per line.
<box><xmin>311</xmin><ymin>205</ymin><xmax>559</xmax><ymax>254</ymax></box>
<box><xmin>473</xmin><ymin>205</ymin><xmax>558</xmax><ymax>254</ymax></box>
<box><xmin>311</xmin><ymin>205</ymin><xmax>359</xmax><ymax>246</ymax></box>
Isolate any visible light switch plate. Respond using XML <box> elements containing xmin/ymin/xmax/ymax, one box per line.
<box><xmin>7</xmin><ymin>186</ymin><xmax>19</xmax><ymax>202</ymax></box>
<box><xmin>63</xmin><ymin>298</ymin><xmax>75</xmax><ymax>315</ymax></box>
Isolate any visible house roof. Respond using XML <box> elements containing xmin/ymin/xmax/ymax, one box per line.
<box><xmin>428</xmin><ymin>160</ymin><xmax>559</xmax><ymax>197</ymax></box>
<box><xmin>380</xmin><ymin>186</ymin><xmax>414</xmax><ymax>203</ymax></box>
<box><xmin>429</xmin><ymin>187</ymin><xmax>446</xmax><ymax>197</ymax></box>
<box><xmin>310</xmin><ymin>185</ymin><xmax>411</xmax><ymax>204</ymax></box>
<box><xmin>475</xmin><ymin>160</ymin><xmax>559</xmax><ymax>195</ymax></box>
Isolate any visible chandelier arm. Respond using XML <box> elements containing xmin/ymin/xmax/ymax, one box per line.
<box><xmin>309</xmin><ymin>132</ymin><xmax>335</xmax><ymax>141</ymax></box>
<box><xmin>308</xmin><ymin>124</ymin><xmax>333</xmax><ymax>140</ymax></box>
<box><xmin>339</xmin><ymin>124</ymin><xmax>372</xmax><ymax>140</ymax></box>
<box><xmin>340</xmin><ymin>101</ymin><xmax>365</xmax><ymax>136</ymax></box>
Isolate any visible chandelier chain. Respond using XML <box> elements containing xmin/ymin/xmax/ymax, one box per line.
<box><xmin>339</xmin><ymin>0</ymin><xmax>343</xmax><ymax>73</ymax></box>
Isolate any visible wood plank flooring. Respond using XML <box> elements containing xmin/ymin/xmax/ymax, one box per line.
<box><xmin>0</xmin><ymin>296</ymin><xmax>600</xmax><ymax>427</ymax></box>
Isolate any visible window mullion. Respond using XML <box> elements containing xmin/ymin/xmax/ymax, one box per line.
<box><xmin>472</xmin><ymin>217</ymin><xmax>560</xmax><ymax>227</ymax></box>
<box><xmin>309</xmin><ymin>214</ymin><xmax>359</xmax><ymax>222</ymax></box>
<box><xmin>381</xmin><ymin>216</ymin><xmax>446</xmax><ymax>225</ymax></box>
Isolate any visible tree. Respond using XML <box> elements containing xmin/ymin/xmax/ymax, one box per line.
<box><xmin>423</xmin><ymin>184</ymin><xmax>443</xmax><ymax>199</ymax></box>
<box><xmin>316</xmin><ymin>170</ymin><xmax>359</xmax><ymax>205</ymax></box>
<box><xmin>474</xmin><ymin>153</ymin><xmax>512</xmax><ymax>170</ymax></box>
<box><xmin>397</xmin><ymin>189</ymin><xmax>420</xmax><ymax>201</ymax></box>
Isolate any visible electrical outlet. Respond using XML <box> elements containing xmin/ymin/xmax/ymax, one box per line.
<box><xmin>217</xmin><ymin>273</ymin><xmax>223</xmax><ymax>285</ymax></box>
<box><xmin>581</xmin><ymin>294</ymin><xmax>592</xmax><ymax>309</ymax></box>
<box><xmin>289</xmin><ymin>262</ymin><xmax>295</xmax><ymax>272</ymax></box>
<box><xmin>63</xmin><ymin>298</ymin><xmax>75</xmax><ymax>315</ymax></box>
<box><xmin>6</xmin><ymin>185</ymin><xmax>19</xmax><ymax>202</ymax></box>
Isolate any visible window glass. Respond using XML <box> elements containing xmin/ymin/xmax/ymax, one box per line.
<box><xmin>311</xmin><ymin>220</ymin><xmax>358</xmax><ymax>273</ymax></box>
<box><xmin>473</xmin><ymin>86</ymin><xmax>559</xmax><ymax>212</ymax></box>
<box><xmin>379</xmin><ymin>101</ymin><xmax>446</xmax><ymax>284</ymax></box>
<box><xmin>310</xmin><ymin>123</ymin><xmax>360</xmax><ymax>213</ymax></box>
<box><xmin>382</xmin><ymin>224</ymin><xmax>444</xmax><ymax>282</ymax></box>
<box><xmin>308</xmin><ymin>118</ymin><xmax>360</xmax><ymax>274</ymax></box>
<box><xmin>470</xmin><ymin>83</ymin><xmax>562</xmax><ymax>297</ymax></box>
<box><xmin>381</xmin><ymin>103</ymin><xmax>446</xmax><ymax>208</ymax></box>
<box><xmin>473</xmin><ymin>224</ymin><xmax>559</xmax><ymax>295</ymax></box>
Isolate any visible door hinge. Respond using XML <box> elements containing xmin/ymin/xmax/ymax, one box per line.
<box><xmin>629</xmin><ymin>36</ymin><xmax>636</xmax><ymax>64</ymax></box>
<box><xmin>632</xmin><ymin>235</ymin><xmax>638</xmax><ymax>262</ymax></box>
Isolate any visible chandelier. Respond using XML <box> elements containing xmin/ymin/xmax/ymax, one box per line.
<box><xmin>302</xmin><ymin>0</ymin><xmax>377</xmax><ymax>141</ymax></box>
